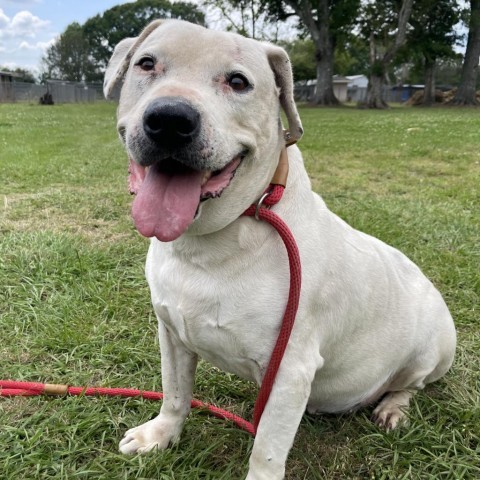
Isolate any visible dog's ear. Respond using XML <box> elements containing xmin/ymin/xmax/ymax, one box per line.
<box><xmin>264</xmin><ymin>44</ymin><xmax>303</xmax><ymax>144</ymax></box>
<box><xmin>103</xmin><ymin>19</ymin><xmax>164</xmax><ymax>99</ymax></box>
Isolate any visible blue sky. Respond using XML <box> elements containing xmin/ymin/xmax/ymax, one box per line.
<box><xmin>0</xmin><ymin>0</ymin><xmax>136</xmax><ymax>72</ymax></box>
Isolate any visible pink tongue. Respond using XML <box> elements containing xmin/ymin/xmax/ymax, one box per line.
<box><xmin>132</xmin><ymin>162</ymin><xmax>203</xmax><ymax>242</ymax></box>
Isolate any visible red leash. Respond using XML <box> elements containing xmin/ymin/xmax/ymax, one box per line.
<box><xmin>1</xmin><ymin>179</ymin><xmax>301</xmax><ymax>437</ymax></box>
<box><xmin>242</xmin><ymin>184</ymin><xmax>302</xmax><ymax>431</ymax></box>
<box><xmin>0</xmin><ymin>379</ymin><xmax>255</xmax><ymax>435</ymax></box>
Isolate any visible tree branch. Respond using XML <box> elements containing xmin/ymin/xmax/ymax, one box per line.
<box><xmin>383</xmin><ymin>0</ymin><xmax>414</xmax><ymax>64</ymax></box>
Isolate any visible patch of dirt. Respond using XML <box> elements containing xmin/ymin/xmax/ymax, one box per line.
<box><xmin>1</xmin><ymin>188</ymin><xmax>134</xmax><ymax>244</ymax></box>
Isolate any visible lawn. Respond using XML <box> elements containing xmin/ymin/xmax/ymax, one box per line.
<box><xmin>1</xmin><ymin>102</ymin><xmax>479</xmax><ymax>479</ymax></box>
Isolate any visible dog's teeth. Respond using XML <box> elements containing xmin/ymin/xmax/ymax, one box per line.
<box><xmin>201</xmin><ymin>171</ymin><xmax>212</xmax><ymax>186</ymax></box>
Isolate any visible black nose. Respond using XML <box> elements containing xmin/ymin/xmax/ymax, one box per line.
<box><xmin>143</xmin><ymin>97</ymin><xmax>201</xmax><ymax>148</ymax></box>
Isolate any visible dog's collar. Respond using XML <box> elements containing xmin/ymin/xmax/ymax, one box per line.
<box><xmin>270</xmin><ymin>145</ymin><xmax>289</xmax><ymax>187</ymax></box>
<box><xmin>270</xmin><ymin>130</ymin><xmax>296</xmax><ymax>188</ymax></box>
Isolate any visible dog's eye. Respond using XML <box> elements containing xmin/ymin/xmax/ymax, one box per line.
<box><xmin>137</xmin><ymin>57</ymin><xmax>155</xmax><ymax>71</ymax></box>
<box><xmin>228</xmin><ymin>73</ymin><xmax>250</xmax><ymax>92</ymax></box>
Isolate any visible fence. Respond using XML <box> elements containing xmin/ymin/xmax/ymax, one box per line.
<box><xmin>0</xmin><ymin>81</ymin><xmax>105</xmax><ymax>104</ymax></box>
<box><xmin>3</xmin><ymin>79</ymin><xmax>410</xmax><ymax>105</ymax></box>
<box><xmin>294</xmin><ymin>85</ymin><xmax>406</xmax><ymax>104</ymax></box>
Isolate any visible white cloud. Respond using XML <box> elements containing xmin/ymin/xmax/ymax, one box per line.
<box><xmin>10</xmin><ymin>10</ymin><xmax>50</xmax><ymax>36</ymax></box>
<box><xmin>0</xmin><ymin>9</ymin><xmax>10</xmax><ymax>29</ymax></box>
<box><xmin>0</xmin><ymin>9</ymin><xmax>50</xmax><ymax>39</ymax></box>
<box><xmin>18</xmin><ymin>40</ymin><xmax>32</xmax><ymax>49</ymax></box>
<box><xmin>18</xmin><ymin>37</ymin><xmax>54</xmax><ymax>50</ymax></box>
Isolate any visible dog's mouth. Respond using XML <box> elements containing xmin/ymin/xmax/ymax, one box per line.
<box><xmin>128</xmin><ymin>156</ymin><xmax>242</xmax><ymax>242</ymax></box>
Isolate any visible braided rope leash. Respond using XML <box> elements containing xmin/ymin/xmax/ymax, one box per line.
<box><xmin>242</xmin><ymin>183</ymin><xmax>302</xmax><ymax>432</ymax></box>
<box><xmin>1</xmin><ymin>147</ymin><xmax>301</xmax><ymax>438</ymax></box>
<box><xmin>0</xmin><ymin>379</ymin><xmax>255</xmax><ymax>435</ymax></box>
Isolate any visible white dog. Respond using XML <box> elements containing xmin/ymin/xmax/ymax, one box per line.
<box><xmin>104</xmin><ymin>19</ymin><xmax>456</xmax><ymax>480</ymax></box>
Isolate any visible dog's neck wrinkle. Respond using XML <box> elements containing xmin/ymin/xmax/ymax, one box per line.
<box><xmin>169</xmin><ymin>216</ymin><xmax>274</xmax><ymax>267</ymax></box>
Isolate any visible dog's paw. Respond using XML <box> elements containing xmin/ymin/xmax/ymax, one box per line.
<box><xmin>371</xmin><ymin>390</ymin><xmax>412</xmax><ymax>431</ymax></box>
<box><xmin>371</xmin><ymin>402</ymin><xmax>409</xmax><ymax>431</ymax></box>
<box><xmin>119</xmin><ymin>418</ymin><xmax>181</xmax><ymax>455</ymax></box>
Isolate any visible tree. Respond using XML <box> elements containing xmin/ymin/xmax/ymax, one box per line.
<box><xmin>41</xmin><ymin>0</ymin><xmax>205</xmax><ymax>82</ymax></box>
<box><xmin>405</xmin><ymin>0</ymin><xmax>460</xmax><ymax>106</ymax></box>
<box><xmin>282</xmin><ymin>35</ymin><xmax>368</xmax><ymax>83</ymax></box>
<box><xmin>0</xmin><ymin>66</ymin><xmax>36</xmax><ymax>83</ymax></box>
<box><xmin>436</xmin><ymin>56</ymin><xmax>464</xmax><ymax>86</ymax></box>
<box><xmin>334</xmin><ymin>35</ymin><xmax>370</xmax><ymax>76</ymax></box>
<box><xmin>83</xmin><ymin>0</ymin><xmax>205</xmax><ymax>78</ymax></box>
<box><xmin>41</xmin><ymin>22</ymin><xmax>97</xmax><ymax>82</ymax></box>
<box><xmin>282</xmin><ymin>38</ymin><xmax>316</xmax><ymax>82</ymax></box>
<box><xmin>281</xmin><ymin>0</ymin><xmax>361</xmax><ymax>106</ymax></box>
<box><xmin>450</xmin><ymin>0</ymin><xmax>480</xmax><ymax>105</ymax></box>
<box><xmin>359</xmin><ymin>0</ymin><xmax>414</xmax><ymax>108</ymax></box>
<box><xmin>203</xmin><ymin>0</ymin><xmax>278</xmax><ymax>40</ymax></box>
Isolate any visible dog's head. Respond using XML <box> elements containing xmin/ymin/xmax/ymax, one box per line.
<box><xmin>104</xmin><ymin>19</ymin><xmax>303</xmax><ymax>241</ymax></box>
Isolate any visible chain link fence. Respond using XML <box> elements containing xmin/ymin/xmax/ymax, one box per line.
<box><xmin>0</xmin><ymin>80</ymin><xmax>105</xmax><ymax>104</ymax></box>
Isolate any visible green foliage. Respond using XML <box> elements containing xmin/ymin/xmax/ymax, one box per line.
<box><xmin>284</xmin><ymin>34</ymin><xmax>369</xmax><ymax>82</ymax></box>
<box><xmin>329</xmin><ymin>0</ymin><xmax>362</xmax><ymax>44</ymax></box>
<box><xmin>83</xmin><ymin>0</ymin><xmax>205</xmax><ymax>74</ymax></box>
<box><xmin>282</xmin><ymin>38</ymin><xmax>316</xmax><ymax>82</ymax></box>
<box><xmin>0</xmin><ymin>66</ymin><xmax>36</xmax><ymax>83</ymax></box>
<box><xmin>1</xmin><ymin>103</ymin><xmax>479</xmax><ymax>479</ymax></box>
<box><xmin>334</xmin><ymin>35</ymin><xmax>370</xmax><ymax>76</ymax></box>
<box><xmin>405</xmin><ymin>55</ymin><xmax>464</xmax><ymax>86</ymax></box>
<box><xmin>370</xmin><ymin>59</ymin><xmax>385</xmax><ymax>77</ymax></box>
<box><xmin>40</xmin><ymin>1</ymin><xmax>205</xmax><ymax>82</ymax></box>
<box><xmin>40</xmin><ymin>22</ymin><xmax>100</xmax><ymax>82</ymax></box>
<box><xmin>408</xmin><ymin>0</ymin><xmax>460</xmax><ymax>60</ymax></box>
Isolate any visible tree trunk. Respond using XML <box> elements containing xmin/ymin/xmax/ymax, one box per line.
<box><xmin>312</xmin><ymin>42</ymin><xmax>339</xmax><ymax>105</ymax></box>
<box><xmin>365</xmin><ymin>71</ymin><xmax>388</xmax><ymax>109</ymax></box>
<box><xmin>450</xmin><ymin>0</ymin><xmax>480</xmax><ymax>106</ymax></box>
<box><xmin>288</xmin><ymin>0</ymin><xmax>340</xmax><ymax>106</ymax></box>
<box><xmin>423</xmin><ymin>57</ymin><xmax>436</xmax><ymax>106</ymax></box>
<box><xmin>363</xmin><ymin>0</ymin><xmax>414</xmax><ymax>109</ymax></box>
<box><xmin>364</xmin><ymin>34</ymin><xmax>389</xmax><ymax>109</ymax></box>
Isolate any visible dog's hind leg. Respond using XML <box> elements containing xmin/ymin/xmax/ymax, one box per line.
<box><xmin>370</xmin><ymin>365</ymin><xmax>435</xmax><ymax>431</ymax></box>
<box><xmin>371</xmin><ymin>390</ymin><xmax>415</xmax><ymax>431</ymax></box>
<box><xmin>119</xmin><ymin>321</ymin><xmax>198</xmax><ymax>454</ymax></box>
<box><xmin>370</xmin><ymin>357</ymin><xmax>451</xmax><ymax>431</ymax></box>
<box><xmin>371</xmin><ymin>317</ymin><xmax>456</xmax><ymax>433</ymax></box>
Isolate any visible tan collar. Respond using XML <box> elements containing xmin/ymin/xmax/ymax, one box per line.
<box><xmin>270</xmin><ymin>130</ymin><xmax>296</xmax><ymax>187</ymax></box>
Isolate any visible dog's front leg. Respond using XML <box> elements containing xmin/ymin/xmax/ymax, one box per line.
<box><xmin>119</xmin><ymin>321</ymin><xmax>197</xmax><ymax>454</ymax></box>
<box><xmin>246</xmin><ymin>352</ymin><xmax>320</xmax><ymax>480</ymax></box>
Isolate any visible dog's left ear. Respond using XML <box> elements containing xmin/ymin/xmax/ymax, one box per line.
<box><xmin>264</xmin><ymin>44</ymin><xmax>303</xmax><ymax>145</ymax></box>
<box><xmin>103</xmin><ymin>19</ymin><xmax>164</xmax><ymax>99</ymax></box>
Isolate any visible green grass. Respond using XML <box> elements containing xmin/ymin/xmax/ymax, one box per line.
<box><xmin>1</xmin><ymin>103</ymin><xmax>479</xmax><ymax>479</ymax></box>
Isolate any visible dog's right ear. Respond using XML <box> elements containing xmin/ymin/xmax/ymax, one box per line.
<box><xmin>103</xmin><ymin>19</ymin><xmax>164</xmax><ymax>99</ymax></box>
<box><xmin>263</xmin><ymin>44</ymin><xmax>303</xmax><ymax>145</ymax></box>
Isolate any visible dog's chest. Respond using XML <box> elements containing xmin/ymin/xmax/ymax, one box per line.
<box><xmin>147</xmin><ymin>245</ymin><xmax>288</xmax><ymax>384</ymax></box>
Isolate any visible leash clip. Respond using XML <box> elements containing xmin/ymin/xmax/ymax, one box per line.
<box><xmin>255</xmin><ymin>192</ymin><xmax>271</xmax><ymax>220</ymax></box>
